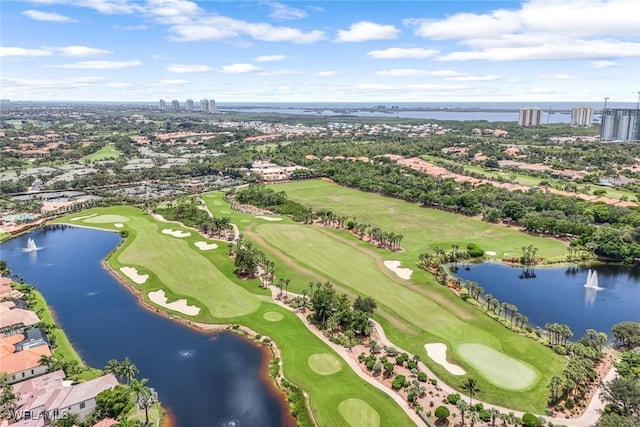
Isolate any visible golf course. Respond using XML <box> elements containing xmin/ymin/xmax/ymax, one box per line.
<box><xmin>55</xmin><ymin>179</ymin><xmax>571</xmax><ymax>423</ymax></box>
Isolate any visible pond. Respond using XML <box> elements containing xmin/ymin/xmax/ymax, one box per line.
<box><xmin>452</xmin><ymin>262</ymin><xmax>640</xmax><ymax>339</ymax></box>
<box><xmin>0</xmin><ymin>225</ymin><xmax>295</xmax><ymax>427</ymax></box>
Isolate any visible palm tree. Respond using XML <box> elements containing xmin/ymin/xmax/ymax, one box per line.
<box><xmin>118</xmin><ymin>357</ymin><xmax>139</xmax><ymax>385</ymax></box>
<box><xmin>38</xmin><ymin>355</ymin><xmax>56</xmax><ymax>372</ymax></box>
<box><xmin>548</xmin><ymin>376</ymin><xmax>563</xmax><ymax>402</ymax></box>
<box><xmin>456</xmin><ymin>399</ymin><xmax>468</xmax><ymax>426</ymax></box>
<box><xmin>137</xmin><ymin>388</ymin><xmax>157</xmax><ymax>425</ymax></box>
<box><xmin>469</xmin><ymin>410</ymin><xmax>480</xmax><ymax>427</ymax></box>
<box><xmin>487</xmin><ymin>408</ymin><xmax>501</xmax><ymax>427</ymax></box>
<box><xmin>461</xmin><ymin>377</ymin><xmax>480</xmax><ymax>405</ymax></box>
<box><xmin>104</xmin><ymin>359</ymin><xmax>120</xmax><ymax>375</ymax></box>
<box><xmin>128</xmin><ymin>378</ymin><xmax>149</xmax><ymax>416</ymax></box>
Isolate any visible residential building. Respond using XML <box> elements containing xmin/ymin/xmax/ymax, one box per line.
<box><xmin>185</xmin><ymin>99</ymin><xmax>194</xmax><ymax>111</ymax></box>
<box><xmin>600</xmin><ymin>108</ymin><xmax>640</xmax><ymax>142</ymax></box>
<box><xmin>0</xmin><ymin>333</ymin><xmax>51</xmax><ymax>384</ymax></box>
<box><xmin>250</xmin><ymin>160</ymin><xmax>306</xmax><ymax>181</ymax></box>
<box><xmin>199</xmin><ymin>99</ymin><xmax>209</xmax><ymax>113</ymax></box>
<box><xmin>518</xmin><ymin>108</ymin><xmax>542</xmax><ymax>127</ymax></box>
<box><xmin>12</xmin><ymin>370</ymin><xmax>119</xmax><ymax>426</ymax></box>
<box><xmin>158</xmin><ymin>99</ymin><xmax>166</xmax><ymax>111</ymax></box>
<box><xmin>571</xmin><ymin>106</ymin><xmax>594</xmax><ymax>126</ymax></box>
<box><xmin>209</xmin><ymin>99</ymin><xmax>216</xmax><ymax>113</ymax></box>
<box><xmin>0</xmin><ymin>277</ymin><xmax>12</xmax><ymax>299</ymax></box>
<box><xmin>171</xmin><ymin>100</ymin><xmax>179</xmax><ymax>111</ymax></box>
<box><xmin>0</xmin><ymin>301</ymin><xmax>40</xmax><ymax>334</ymax></box>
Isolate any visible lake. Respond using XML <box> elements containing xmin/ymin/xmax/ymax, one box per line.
<box><xmin>452</xmin><ymin>262</ymin><xmax>640</xmax><ymax>339</ymax></box>
<box><xmin>0</xmin><ymin>225</ymin><xmax>295</xmax><ymax>427</ymax></box>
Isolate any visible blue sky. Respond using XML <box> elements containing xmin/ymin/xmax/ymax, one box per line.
<box><xmin>1</xmin><ymin>0</ymin><xmax>638</xmax><ymax>102</ymax></box>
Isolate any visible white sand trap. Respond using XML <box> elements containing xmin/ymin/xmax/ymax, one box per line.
<box><xmin>424</xmin><ymin>343</ymin><xmax>466</xmax><ymax>375</ymax></box>
<box><xmin>120</xmin><ymin>267</ymin><xmax>148</xmax><ymax>285</ymax></box>
<box><xmin>485</xmin><ymin>250</ymin><xmax>497</xmax><ymax>256</ymax></box>
<box><xmin>194</xmin><ymin>241</ymin><xmax>218</xmax><ymax>250</ymax></box>
<box><xmin>148</xmin><ymin>290</ymin><xmax>200</xmax><ymax>316</ymax></box>
<box><xmin>161</xmin><ymin>228</ymin><xmax>191</xmax><ymax>238</ymax></box>
<box><xmin>255</xmin><ymin>216</ymin><xmax>283</xmax><ymax>221</ymax></box>
<box><xmin>70</xmin><ymin>214</ymin><xmax>97</xmax><ymax>221</ymax></box>
<box><xmin>384</xmin><ymin>260</ymin><xmax>413</xmax><ymax>280</ymax></box>
<box><xmin>114</xmin><ymin>223</ymin><xmax>125</xmax><ymax>228</ymax></box>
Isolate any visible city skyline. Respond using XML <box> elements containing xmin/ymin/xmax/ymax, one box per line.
<box><xmin>1</xmin><ymin>0</ymin><xmax>638</xmax><ymax>102</ymax></box>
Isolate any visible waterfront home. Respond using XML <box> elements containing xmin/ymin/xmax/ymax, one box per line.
<box><xmin>11</xmin><ymin>370</ymin><xmax>119</xmax><ymax>426</ymax></box>
<box><xmin>0</xmin><ymin>302</ymin><xmax>40</xmax><ymax>337</ymax></box>
<box><xmin>0</xmin><ymin>333</ymin><xmax>51</xmax><ymax>384</ymax></box>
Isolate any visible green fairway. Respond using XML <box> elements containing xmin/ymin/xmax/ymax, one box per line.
<box><xmin>457</xmin><ymin>343</ymin><xmax>538</xmax><ymax>390</ymax></box>
<box><xmin>83</xmin><ymin>143</ymin><xmax>121</xmax><ymax>162</ymax></box>
<box><xmin>275</xmin><ymin>179</ymin><xmax>567</xmax><ymax>261</ymax></box>
<box><xmin>57</xmin><ymin>204</ymin><xmax>415</xmax><ymax>427</ymax></box>
<box><xmin>308</xmin><ymin>353</ymin><xmax>343</xmax><ymax>375</ymax></box>
<box><xmin>83</xmin><ymin>214</ymin><xmax>130</xmax><ymax>223</ymax></box>
<box><xmin>338</xmin><ymin>398</ymin><xmax>380</xmax><ymax>427</ymax></box>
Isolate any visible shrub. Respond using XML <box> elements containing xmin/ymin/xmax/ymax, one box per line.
<box><xmin>522</xmin><ymin>412</ymin><xmax>541</xmax><ymax>427</ymax></box>
<box><xmin>434</xmin><ymin>406</ymin><xmax>450</xmax><ymax>421</ymax></box>
<box><xmin>391</xmin><ymin>375</ymin><xmax>407</xmax><ymax>390</ymax></box>
<box><xmin>417</xmin><ymin>372</ymin><xmax>428</xmax><ymax>382</ymax></box>
<box><xmin>446</xmin><ymin>393</ymin><xmax>461</xmax><ymax>404</ymax></box>
<box><xmin>386</xmin><ymin>346</ymin><xmax>397</xmax><ymax>356</ymax></box>
<box><xmin>372</xmin><ymin>361</ymin><xmax>383</xmax><ymax>374</ymax></box>
<box><xmin>553</xmin><ymin>345</ymin><xmax>568</xmax><ymax>355</ymax></box>
<box><xmin>479</xmin><ymin>410</ymin><xmax>490</xmax><ymax>422</ymax></box>
<box><xmin>466</xmin><ymin>243</ymin><xmax>484</xmax><ymax>257</ymax></box>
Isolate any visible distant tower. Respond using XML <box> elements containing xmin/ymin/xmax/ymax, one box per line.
<box><xmin>600</xmin><ymin>109</ymin><xmax>640</xmax><ymax>142</ymax></box>
<box><xmin>159</xmin><ymin>99</ymin><xmax>166</xmax><ymax>111</ymax></box>
<box><xmin>209</xmin><ymin>99</ymin><xmax>216</xmax><ymax>114</ymax></box>
<box><xmin>185</xmin><ymin>99</ymin><xmax>194</xmax><ymax>111</ymax></box>
<box><xmin>571</xmin><ymin>107</ymin><xmax>594</xmax><ymax>126</ymax></box>
<box><xmin>200</xmin><ymin>99</ymin><xmax>209</xmax><ymax>113</ymax></box>
<box><xmin>518</xmin><ymin>107</ymin><xmax>541</xmax><ymax>127</ymax></box>
<box><xmin>171</xmin><ymin>99</ymin><xmax>180</xmax><ymax>111</ymax></box>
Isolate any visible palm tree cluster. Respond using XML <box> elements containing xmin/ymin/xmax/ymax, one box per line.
<box><xmin>317</xmin><ymin>213</ymin><xmax>404</xmax><ymax>251</ymax></box>
<box><xmin>234</xmin><ymin>241</ymin><xmax>267</xmax><ymax>278</ymax></box>
<box><xmin>104</xmin><ymin>358</ymin><xmax>139</xmax><ymax>385</ymax></box>
<box><xmin>545</xmin><ymin>323</ymin><xmax>574</xmax><ymax>346</ymax></box>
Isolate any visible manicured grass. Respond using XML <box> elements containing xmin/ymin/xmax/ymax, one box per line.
<box><xmin>276</xmin><ymin>179</ymin><xmax>567</xmax><ymax>261</ymax></box>
<box><xmin>57</xmin><ymin>206</ymin><xmax>415</xmax><ymax>427</ymax></box>
<box><xmin>338</xmin><ymin>398</ymin><xmax>380</xmax><ymax>427</ymax></box>
<box><xmin>0</xmin><ymin>232</ymin><xmax>10</xmax><ymax>242</ymax></box>
<box><xmin>308</xmin><ymin>353</ymin><xmax>343</xmax><ymax>375</ymax></box>
<box><xmin>252</xmin><ymin>222</ymin><xmax>560</xmax><ymax>410</ymax></box>
<box><xmin>263</xmin><ymin>311</ymin><xmax>284</xmax><ymax>321</ymax></box>
<box><xmin>83</xmin><ymin>214</ymin><xmax>130</xmax><ymax>223</ymax></box>
<box><xmin>457</xmin><ymin>343</ymin><xmax>538</xmax><ymax>390</ymax></box>
<box><xmin>83</xmin><ymin>143</ymin><xmax>121</xmax><ymax>162</ymax></box>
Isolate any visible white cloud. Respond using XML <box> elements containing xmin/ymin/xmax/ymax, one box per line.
<box><xmin>159</xmin><ymin>79</ymin><xmax>190</xmax><ymax>85</ymax></box>
<box><xmin>356</xmin><ymin>83</ymin><xmax>469</xmax><ymax>91</ymax></box>
<box><xmin>145</xmin><ymin>0</ymin><xmax>202</xmax><ymax>24</ymax></box>
<box><xmin>3</xmin><ymin>76</ymin><xmax>107</xmax><ymax>88</ymax></box>
<box><xmin>335</xmin><ymin>21</ymin><xmax>399</xmax><ymax>42</ymax></box>
<box><xmin>46</xmin><ymin>45</ymin><xmax>113</xmax><ymax>56</ymax></box>
<box><xmin>368</xmin><ymin>47</ymin><xmax>439</xmax><ymax>59</ymax></box>
<box><xmin>591</xmin><ymin>60</ymin><xmax>617</xmax><ymax>68</ymax></box>
<box><xmin>405</xmin><ymin>10</ymin><xmax>519</xmax><ymax>40</ymax></box>
<box><xmin>22</xmin><ymin>9</ymin><xmax>77</xmax><ymax>22</ymax></box>
<box><xmin>253</xmin><ymin>54</ymin><xmax>287</xmax><ymax>62</ymax></box>
<box><xmin>114</xmin><ymin>24</ymin><xmax>149</xmax><ymax>30</ymax></box>
<box><xmin>29</xmin><ymin>0</ymin><xmax>142</xmax><ymax>15</ymax></box>
<box><xmin>438</xmin><ymin>40</ymin><xmax>640</xmax><ymax>61</ymax></box>
<box><xmin>375</xmin><ymin>68</ymin><xmax>466</xmax><ymax>77</ymax></box>
<box><xmin>0</xmin><ymin>47</ymin><xmax>52</xmax><ymax>57</ymax></box>
<box><xmin>221</xmin><ymin>63</ymin><xmax>262</xmax><ymax>73</ymax></box>
<box><xmin>538</xmin><ymin>74</ymin><xmax>575</xmax><ymax>80</ymax></box>
<box><xmin>314</xmin><ymin>71</ymin><xmax>337</xmax><ymax>77</ymax></box>
<box><xmin>257</xmin><ymin>69</ymin><xmax>302</xmax><ymax>76</ymax></box>
<box><xmin>446</xmin><ymin>75</ymin><xmax>499</xmax><ymax>81</ymax></box>
<box><xmin>268</xmin><ymin>2</ymin><xmax>307</xmax><ymax>20</ymax></box>
<box><xmin>51</xmin><ymin>60</ymin><xmax>142</xmax><ymax>69</ymax></box>
<box><xmin>167</xmin><ymin>64</ymin><xmax>212</xmax><ymax>73</ymax></box>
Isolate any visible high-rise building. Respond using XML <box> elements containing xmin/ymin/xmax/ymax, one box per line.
<box><xmin>571</xmin><ymin>106</ymin><xmax>594</xmax><ymax>126</ymax></box>
<box><xmin>200</xmin><ymin>99</ymin><xmax>209</xmax><ymax>112</ymax></box>
<box><xmin>600</xmin><ymin>109</ymin><xmax>640</xmax><ymax>142</ymax></box>
<box><xmin>185</xmin><ymin>99</ymin><xmax>194</xmax><ymax>111</ymax></box>
<box><xmin>518</xmin><ymin>108</ymin><xmax>542</xmax><ymax>127</ymax></box>
<box><xmin>209</xmin><ymin>99</ymin><xmax>216</xmax><ymax>114</ymax></box>
<box><xmin>171</xmin><ymin>99</ymin><xmax>180</xmax><ymax>111</ymax></box>
<box><xmin>159</xmin><ymin>99</ymin><xmax>166</xmax><ymax>111</ymax></box>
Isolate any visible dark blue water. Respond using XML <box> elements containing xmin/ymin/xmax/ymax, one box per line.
<box><xmin>453</xmin><ymin>262</ymin><xmax>640</xmax><ymax>339</ymax></box>
<box><xmin>0</xmin><ymin>225</ymin><xmax>293</xmax><ymax>427</ymax></box>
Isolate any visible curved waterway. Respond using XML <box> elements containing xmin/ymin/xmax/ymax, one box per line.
<box><xmin>453</xmin><ymin>262</ymin><xmax>640</xmax><ymax>338</ymax></box>
<box><xmin>1</xmin><ymin>225</ymin><xmax>295</xmax><ymax>427</ymax></box>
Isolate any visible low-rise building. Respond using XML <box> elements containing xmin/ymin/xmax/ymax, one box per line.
<box><xmin>0</xmin><ymin>333</ymin><xmax>51</xmax><ymax>384</ymax></box>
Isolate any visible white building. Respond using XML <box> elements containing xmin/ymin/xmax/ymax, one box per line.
<box><xmin>158</xmin><ymin>99</ymin><xmax>166</xmax><ymax>111</ymax></box>
<box><xmin>518</xmin><ymin>108</ymin><xmax>542</xmax><ymax>127</ymax></box>
<box><xmin>600</xmin><ymin>109</ymin><xmax>640</xmax><ymax>141</ymax></box>
<box><xmin>571</xmin><ymin>106</ymin><xmax>594</xmax><ymax>126</ymax></box>
<box><xmin>199</xmin><ymin>99</ymin><xmax>209</xmax><ymax>113</ymax></box>
<box><xmin>171</xmin><ymin>100</ymin><xmax>179</xmax><ymax>111</ymax></box>
<box><xmin>209</xmin><ymin>99</ymin><xmax>216</xmax><ymax>114</ymax></box>
<box><xmin>185</xmin><ymin>99</ymin><xmax>194</xmax><ymax>111</ymax></box>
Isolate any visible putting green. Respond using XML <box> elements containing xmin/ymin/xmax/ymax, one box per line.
<box><xmin>263</xmin><ymin>311</ymin><xmax>284</xmax><ymax>321</ymax></box>
<box><xmin>308</xmin><ymin>353</ymin><xmax>342</xmax><ymax>375</ymax></box>
<box><xmin>457</xmin><ymin>343</ymin><xmax>538</xmax><ymax>390</ymax></box>
<box><xmin>84</xmin><ymin>214</ymin><xmax>129</xmax><ymax>223</ymax></box>
<box><xmin>338</xmin><ymin>398</ymin><xmax>380</xmax><ymax>427</ymax></box>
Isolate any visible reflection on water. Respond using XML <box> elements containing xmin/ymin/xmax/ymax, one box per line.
<box><xmin>584</xmin><ymin>286</ymin><xmax>599</xmax><ymax>307</ymax></box>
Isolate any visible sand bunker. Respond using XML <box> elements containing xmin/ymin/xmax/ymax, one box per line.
<box><xmin>71</xmin><ymin>214</ymin><xmax>97</xmax><ymax>221</ymax></box>
<box><xmin>194</xmin><ymin>241</ymin><xmax>218</xmax><ymax>250</ymax></box>
<box><xmin>148</xmin><ymin>290</ymin><xmax>200</xmax><ymax>316</ymax></box>
<box><xmin>424</xmin><ymin>343</ymin><xmax>466</xmax><ymax>375</ymax></box>
<box><xmin>120</xmin><ymin>267</ymin><xmax>148</xmax><ymax>285</ymax></box>
<box><xmin>161</xmin><ymin>228</ymin><xmax>191</xmax><ymax>238</ymax></box>
<box><xmin>384</xmin><ymin>261</ymin><xmax>413</xmax><ymax>280</ymax></box>
<box><xmin>114</xmin><ymin>223</ymin><xmax>125</xmax><ymax>228</ymax></box>
<box><xmin>485</xmin><ymin>250</ymin><xmax>497</xmax><ymax>256</ymax></box>
<box><xmin>152</xmin><ymin>213</ymin><xmax>166</xmax><ymax>222</ymax></box>
<box><xmin>255</xmin><ymin>216</ymin><xmax>283</xmax><ymax>221</ymax></box>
